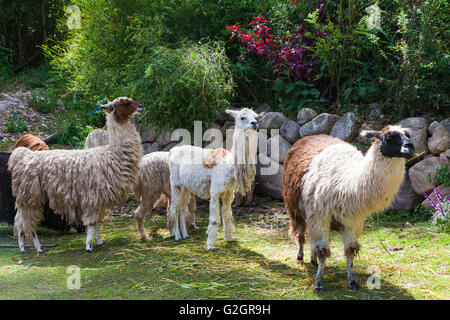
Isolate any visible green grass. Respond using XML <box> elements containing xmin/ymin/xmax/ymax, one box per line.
<box><xmin>0</xmin><ymin>202</ymin><xmax>448</xmax><ymax>300</ymax></box>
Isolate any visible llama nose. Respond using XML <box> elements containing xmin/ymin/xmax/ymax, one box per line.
<box><xmin>137</xmin><ymin>104</ymin><xmax>144</xmax><ymax>112</ymax></box>
<box><xmin>402</xmin><ymin>143</ymin><xmax>415</xmax><ymax>154</ymax></box>
<box><xmin>251</xmin><ymin>121</ymin><xmax>258</xmax><ymax>129</ymax></box>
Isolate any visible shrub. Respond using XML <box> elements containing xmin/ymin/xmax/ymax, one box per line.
<box><xmin>4</xmin><ymin>114</ymin><xmax>28</xmax><ymax>133</ymax></box>
<box><xmin>141</xmin><ymin>42</ymin><xmax>235</xmax><ymax>131</ymax></box>
<box><xmin>29</xmin><ymin>90</ymin><xmax>56</xmax><ymax>113</ymax></box>
<box><xmin>55</xmin><ymin>119</ymin><xmax>93</xmax><ymax>148</ymax></box>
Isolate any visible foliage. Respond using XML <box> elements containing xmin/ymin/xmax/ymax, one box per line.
<box><xmin>29</xmin><ymin>90</ymin><xmax>56</xmax><ymax>113</ymax></box>
<box><xmin>141</xmin><ymin>43</ymin><xmax>234</xmax><ymax>131</ymax></box>
<box><xmin>430</xmin><ymin>164</ymin><xmax>450</xmax><ymax>186</ymax></box>
<box><xmin>0</xmin><ymin>0</ymin><xmax>67</xmax><ymax>73</ymax></box>
<box><xmin>55</xmin><ymin>119</ymin><xmax>93</xmax><ymax>148</ymax></box>
<box><xmin>4</xmin><ymin>114</ymin><xmax>28</xmax><ymax>133</ymax></box>
<box><xmin>27</xmin><ymin>0</ymin><xmax>450</xmax><ymax>124</ymax></box>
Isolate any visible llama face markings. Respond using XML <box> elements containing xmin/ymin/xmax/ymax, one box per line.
<box><xmin>100</xmin><ymin>97</ymin><xmax>144</xmax><ymax>124</ymax></box>
<box><xmin>361</xmin><ymin>125</ymin><xmax>415</xmax><ymax>158</ymax></box>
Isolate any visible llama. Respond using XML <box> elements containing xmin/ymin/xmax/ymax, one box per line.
<box><xmin>168</xmin><ymin>108</ymin><xmax>259</xmax><ymax>250</ymax></box>
<box><xmin>13</xmin><ymin>134</ymin><xmax>50</xmax><ymax>151</ymax></box>
<box><xmin>134</xmin><ymin>151</ymin><xmax>197</xmax><ymax>239</ymax></box>
<box><xmin>85</xmin><ymin>129</ymin><xmax>108</xmax><ymax>149</ymax></box>
<box><xmin>0</xmin><ymin>152</ymin><xmax>15</xmax><ymax>225</ymax></box>
<box><xmin>282</xmin><ymin>126</ymin><xmax>414</xmax><ymax>292</ymax></box>
<box><xmin>8</xmin><ymin>97</ymin><xmax>143</xmax><ymax>253</ymax></box>
<box><xmin>1</xmin><ymin>136</ymin><xmax>82</xmax><ymax>232</ymax></box>
<box><xmin>84</xmin><ymin>130</ymin><xmax>196</xmax><ymax>237</ymax></box>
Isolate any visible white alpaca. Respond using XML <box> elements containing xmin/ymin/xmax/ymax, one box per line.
<box><xmin>168</xmin><ymin>108</ymin><xmax>259</xmax><ymax>250</ymax></box>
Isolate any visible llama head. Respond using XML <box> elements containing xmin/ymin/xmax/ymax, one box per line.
<box><xmin>360</xmin><ymin>125</ymin><xmax>415</xmax><ymax>158</ymax></box>
<box><xmin>226</xmin><ymin>108</ymin><xmax>259</xmax><ymax>133</ymax></box>
<box><xmin>100</xmin><ymin>97</ymin><xmax>144</xmax><ymax>124</ymax></box>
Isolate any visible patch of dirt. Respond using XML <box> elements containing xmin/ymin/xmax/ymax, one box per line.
<box><xmin>106</xmin><ymin>197</ymin><xmax>288</xmax><ymax>229</ymax></box>
<box><xmin>0</xmin><ymin>90</ymin><xmax>55</xmax><ymax>147</ymax></box>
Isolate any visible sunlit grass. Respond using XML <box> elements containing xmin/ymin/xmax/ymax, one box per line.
<box><xmin>0</xmin><ymin>202</ymin><xmax>448</xmax><ymax>300</ymax></box>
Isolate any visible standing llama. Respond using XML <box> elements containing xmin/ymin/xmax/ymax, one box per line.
<box><xmin>133</xmin><ymin>151</ymin><xmax>197</xmax><ymax>239</ymax></box>
<box><xmin>84</xmin><ymin>130</ymin><xmax>197</xmax><ymax>237</ymax></box>
<box><xmin>8</xmin><ymin>97</ymin><xmax>143</xmax><ymax>253</ymax></box>
<box><xmin>283</xmin><ymin>126</ymin><xmax>414</xmax><ymax>292</ymax></box>
<box><xmin>168</xmin><ymin>108</ymin><xmax>259</xmax><ymax>250</ymax></box>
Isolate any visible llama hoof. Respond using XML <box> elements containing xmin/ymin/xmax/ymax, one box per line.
<box><xmin>20</xmin><ymin>248</ymin><xmax>29</xmax><ymax>253</ymax></box>
<box><xmin>38</xmin><ymin>249</ymin><xmax>47</xmax><ymax>254</ymax></box>
<box><xmin>296</xmin><ymin>257</ymin><xmax>304</xmax><ymax>265</ymax></box>
<box><xmin>182</xmin><ymin>235</ymin><xmax>190</xmax><ymax>240</ymax></box>
<box><xmin>314</xmin><ymin>284</ymin><xmax>324</xmax><ymax>293</ymax></box>
<box><xmin>225</xmin><ymin>237</ymin><xmax>236</xmax><ymax>242</ymax></box>
<box><xmin>207</xmin><ymin>247</ymin><xmax>218</xmax><ymax>251</ymax></box>
<box><xmin>348</xmin><ymin>280</ymin><xmax>360</xmax><ymax>291</ymax></box>
<box><xmin>96</xmin><ymin>240</ymin><xmax>105</xmax><ymax>246</ymax></box>
<box><xmin>86</xmin><ymin>248</ymin><xmax>95</xmax><ymax>253</ymax></box>
<box><xmin>311</xmin><ymin>260</ymin><xmax>318</xmax><ymax>268</ymax></box>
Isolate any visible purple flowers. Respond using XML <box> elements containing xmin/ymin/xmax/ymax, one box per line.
<box><xmin>424</xmin><ymin>186</ymin><xmax>450</xmax><ymax>218</ymax></box>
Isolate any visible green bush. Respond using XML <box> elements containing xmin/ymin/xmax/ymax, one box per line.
<box><xmin>140</xmin><ymin>43</ymin><xmax>234</xmax><ymax>131</ymax></box>
<box><xmin>29</xmin><ymin>90</ymin><xmax>56</xmax><ymax>113</ymax></box>
<box><xmin>55</xmin><ymin>119</ymin><xmax>94</xmax><ymax>148</ymax></box>
<box><xmin>4</xmin><ymin>114</ymin><xmax>28</xmax><ymax>133</ymax></box>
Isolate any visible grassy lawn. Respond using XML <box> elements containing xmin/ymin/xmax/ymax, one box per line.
<box><xmin>0</xmin><ymin>199</ymin><xmax>448</xmax><ymax>300</ymax></box>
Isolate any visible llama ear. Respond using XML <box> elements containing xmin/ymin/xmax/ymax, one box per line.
<box><xmin>360</xmin><ymin>130</ymin><xmax>381</xmax><ymax>140</ymax></box>
<box><xmin>100</xmin><ymin>101</ymin><xmax>115</xmax><ymax>111</ymax></box>
<box><xmin>226</xmin><ymin>109</ymin><xmax>240</xmax><ymax>118</ymax></box>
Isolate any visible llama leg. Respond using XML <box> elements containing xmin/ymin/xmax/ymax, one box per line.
<box><xmin>343</xmin><ymin>226</ymin><xmax>361</xmax><ymax>291</ymax></box>
<box><xmin>297</xmin><ymin>229</ymin><xmax>306</xmax><ymax>263</ymax></box>
<box><xmin>206</xmin><ymin>195</ymin><xmax>220</xmax><ymax>251</ymax></box>
<box><xmin>311</xmin><ymin>231</ymin><xmax>331</xmax><ymax>293</ymax></box>
<box><xmin>94</xmin><ymin>222</ymin><xmax>104</xmax><ymax>245</ymax></box>
<box><xmin>18</xmin><ymin>231</ymin><xmax>28</xmax><ymax>253</ymax></box>
<box><xmin>85</xmin><ymin>224</ymin><xmax>95</xmax><ymax>252</ymax></box>
<box><xmin>134</xmin><ymin>196</ymin><xmax>157</xmax><ymax>239</ymax></box>
<box><xmin>33</xmin><ymin>231</ymin><xmax>46</xmax><ymax>253</ymax></box>
<box><xmin>134</xmin><ymin>204</ymin><xmax>147</xmax><ymax>239</ymax></box>
<box><xmin>187</xmin><ymin>195</ymin><xmax>199</xmax><ymax>230</ymax></box>
<box><xmin>221</xmin><ymin>191</ymin><xmax>235</xmax><ymax>242</ymax></box>
<box><xmin>179</xmin><ymin>188</ymin><xmax>190</xmax><ymax>239</ymax></box>
<box><xmin>169</xmin><ymin>186</ymin><xmax>182</xmax><ymax>241</ymax></box>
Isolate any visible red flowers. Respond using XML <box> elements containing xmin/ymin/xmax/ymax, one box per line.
<box><xmin>226</xmin><ymin>16</ymin><xmax>321</xmax><ymax>83</ymax></box>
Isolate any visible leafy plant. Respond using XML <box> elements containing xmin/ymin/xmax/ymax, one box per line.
<box><xmin>141</xmin><ymin>42</ymin><xmax>235</xmax><ymax>131</ymax></box>
<box><xmin>55</xmin><ymin>119</ymin><xmax>94</xmax><ymax>148</ymax></box>
<box><xmin>430</xmin><ymin>164</ymin><xmax>450</xmax><ymax>186</ymax></box>
<box><xmin>4</xmin><ymin>114</ymin><xmax>28</xmax><ymax>133</ymax></box>
<box><xmin>29</xmin><ymin>90</ymin><xmax>56</xmax><ymax>113</ymax></box>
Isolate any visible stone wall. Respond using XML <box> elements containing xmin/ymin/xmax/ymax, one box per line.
<box><xmin>136</xmin><ymin>106</ymin><xmax>449</xmax><ymax>212</ymax></box>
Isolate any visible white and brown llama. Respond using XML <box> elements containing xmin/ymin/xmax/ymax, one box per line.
<box><xmin>282</xmin><ymin>125</ymin><xmax>415</xmax><ymax>292</ymax></box>
<box><xmin>168</xmin><ymin>108</ymin><xmax>259</xmax><ymax>250</ymax></box>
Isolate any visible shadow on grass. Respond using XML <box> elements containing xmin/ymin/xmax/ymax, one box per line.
<box><xmin>0</xmin><ymin>217</ymin><xmax>415</xmax><ymax>300</ymax></box>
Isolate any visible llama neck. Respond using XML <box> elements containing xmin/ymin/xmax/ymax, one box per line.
<box><xmin>231</xmin><ymin>128</ymin><xmax>258</xmax><ymax>196</ymax></box>
<box><xmin>106</xmin><ymin>113</ymin><xmax>142</xmax><ymax>153</ymax></box>
<box><xmin>357</xmin><ymin>142</ymin><xmax>406</xmax><ymax>214</ymax></box>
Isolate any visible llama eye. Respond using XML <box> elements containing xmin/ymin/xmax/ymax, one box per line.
<box><xmin>240</xmin><ymin>117</ymin><xmax>246</xmax><ymax>121</ymax></box>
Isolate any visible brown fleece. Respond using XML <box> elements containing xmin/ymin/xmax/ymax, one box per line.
<box><xmin>282</xmin><ymin>134</ymin><xmax>350</xmax><ymax>242</ymax></box>
<box><xmin>202</xmin><ymin>148</ymin><xmax>230</xmax><ymax>169</ymax></box>
<box><xmin>13</xmin><ymin>134</ymin><xmax>49</xmax><ymax>151</ymax></box>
